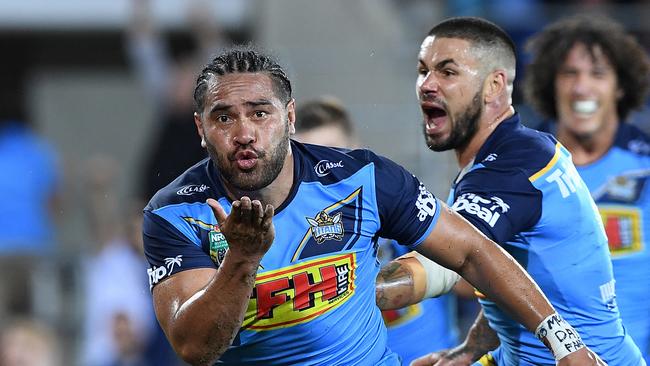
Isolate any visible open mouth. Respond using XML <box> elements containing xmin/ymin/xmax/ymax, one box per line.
<box><xmin>422</xmin><ymin>105</ymin><xmax>448</xmax><ymax>133</ymax></box>
<box><xmin>572</xmin><ymin>100</ymin><xmax>598</xmax><ymax>116</ymax></box>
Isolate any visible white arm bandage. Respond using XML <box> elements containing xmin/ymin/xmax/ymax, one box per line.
<box><xmin>534</xmin><ymin>313</ymin><xmax>585</xmax><ymax>360</ymax></box>
<box><xmin>412</xmin><ymin>252</ymin><xmax>461</xmax><ymax>298</ymax></box>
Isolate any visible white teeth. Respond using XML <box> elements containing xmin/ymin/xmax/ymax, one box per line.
<box><xmin>572</xmin><ymin>100</ymin><xmax>598</xmax><ymax>114</ymax></box>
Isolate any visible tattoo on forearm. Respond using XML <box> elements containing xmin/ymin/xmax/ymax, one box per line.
<box><xmin>375</xmin><ymin>261</ymin><xmax>416</xmax><ymax>310</ymax></box>
<box><xmin>464</xmin><ymin>311</ymin><xmax>500</xmax><ymax>360</ymax></box>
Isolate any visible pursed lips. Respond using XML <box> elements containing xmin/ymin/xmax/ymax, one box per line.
<box><xmin>232</xmin><ymin>149</ymin><xmax>260</xmax><ymax>170</ymax></box>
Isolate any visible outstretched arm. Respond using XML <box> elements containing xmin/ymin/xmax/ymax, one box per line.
<box><xmin>152</xmin><ymin>197</ymin><xmax>274</xmax><ymax>365</ymax></box>
<box><xmin>415</xmin><ymin>204</ymin><xmax>604</xmax><ymax>365</ymax></box>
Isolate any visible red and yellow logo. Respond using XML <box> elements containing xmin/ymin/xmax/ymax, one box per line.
<box><xmin>382</xmin><ymin>304</ymin><xmax>422</xmax><ymax>328</ymax></box>
<box><xmin>242</xmin><ymin>253</ymin><xmax>357</xmax><ymax>331</ymax></box>
<box><xmin>599</xmin><ymin>206</ymin><xmax>643</xmax><ymax>256</ymax></box>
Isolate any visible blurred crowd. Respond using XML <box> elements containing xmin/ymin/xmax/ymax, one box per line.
<box><xmin>1</xmin><ymin>0</ymin><xmax>650</xmax><ymax>365</ymax></box>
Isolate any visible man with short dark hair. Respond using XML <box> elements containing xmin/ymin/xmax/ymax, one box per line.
<box><xmin>142</xmin><ymin>45</ymin><xmax>601</xmax><ymax>365</ymax></box>
<box><xmin>401</xmin><ymin>16</ymin><xmax>642</xmax><ymax>365</ymax></box>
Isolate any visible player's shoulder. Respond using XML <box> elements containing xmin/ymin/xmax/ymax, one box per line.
<box><xmin>292</xmin><ymin>140</ymin><xmax>401</xmax><ymax>184</ymax></box>
<box><xmin>475</xmin><ymin>115</ymin><xmax>559</xmax><ymax>178</ymax></box>
<box><xmin>614</xmin><ymin>123</ymin><xmax>650</xmax><ymax>156</ymax></box>
<box><xmin>145</xmin><ymin>158</ymin><xmax>222</xmax><ymax>211</ymax></box>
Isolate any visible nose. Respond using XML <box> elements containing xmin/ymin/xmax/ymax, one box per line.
<box><xmin>571</xmin><ymin>72</ymin><xmax>591</xmax><ymax>96</ymax></box>
<box><xmin>418</xmin><ymin>72</ymin><xmax>439</xmax><ymax>98</ymax></box>
<box><xmin>232</xmin><ymin>118</ymin><xmax>256</xmax><ymax>146</ymax></box>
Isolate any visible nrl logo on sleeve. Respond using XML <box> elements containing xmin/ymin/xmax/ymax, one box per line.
<box><xmin>451</xmin><ymin>193</ymin><xmax>510</xmax><ymax>227</ymax></box>
<box><xmin>314</xmin><ymin>160</ymin><xmax>344</xmax><ymax>177</ymax></box>
<box><xmin>306</xmin><ymin>211</ymin><xmax>344</xmax><ymax>243</ymax></box>
<box><xmin>209</xmin><ymin>228</ymin><xmax>229</xmax><ymax>265</ymax></box>
<box><xmin>176</xmin><ymin>184</ymin><xmax>209</xmax><ymax>196</ymax></box>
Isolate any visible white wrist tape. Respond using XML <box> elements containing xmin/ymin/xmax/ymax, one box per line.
<box><xmin>534</xmin><ymin>313</ymin><xmax>585</xmax><ymax>360</ymax></box>
<box><xmin>412</xmin><ymin>252</ymin><xmax>461</xmax><ymax>298</ymax></box>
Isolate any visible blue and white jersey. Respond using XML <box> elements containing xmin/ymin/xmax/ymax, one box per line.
<box><xmin>451</xmin><ymin>115</ymin><xmax>643</xmax><ymax>366</ymax></box>
<box><xmin>143</xmin><ymin>141</ymin><xmax>441</xmax><ymax>366</ymax></box>
<box><xmin>541</xmin><ymin>121</ymin><xmax>650</xmax><ymax>363</ymax></box>
<box><xmin>378</xmin><ymin>240</ymin><xmax>459</xmax><ymax>365</ymax></box>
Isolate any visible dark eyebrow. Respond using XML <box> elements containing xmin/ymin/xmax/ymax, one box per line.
<box><xmin>209</xmin><ymin>99</ymin><xmax>274</xmax><ymax>114</ymax></box>
<box><xmin>245</xmin><ymin>99</ymin><xmax>274</xmax><ymax>108</ymax></box>
<box><xmin>434</xmin><ymin>58</ymin><xmax>457</xmax><ymax>70</ymax></box>
<box><xmin>209</xmin><ymin>103</ymin><xmax>232</xmax><ymax>114</ymax></box>
<box><xmin>417</xmin><ymin>58</ymin><xmax>457</xmax><ymax>70</ymax></box>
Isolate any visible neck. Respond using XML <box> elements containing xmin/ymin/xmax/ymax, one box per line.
<box><xmin>556</xmin><ymin>119</ymin><xmax>618</xmax><ymax>166</ymax></box>
<box><xmin>456</xmin><ymin>105</ymin><xmax>514</xmax><ymax>167</ymax></box>
<box><xmin>221</xmin><ymin>150</ymin><xmax>295</xmax><ymax>209</ymax></box>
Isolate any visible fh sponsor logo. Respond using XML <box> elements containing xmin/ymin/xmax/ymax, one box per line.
<box><xmin>243</xmin><ymin>253</ymin><xmax>356</xmax><ymax>330</ymax></box>
<box><xmin>415</xmin><ymin>182</ymin><xmax>437</xmax><ymax>222</ymax></box>
<box><xmin>306</xmin><ymin>211</ymin><xmax>344</xmax><ymax>244</ymax></box>
<box><xmin>451</xmin><ymin>193</ymin><xmax>509</xmax><ymax>227</ymax></box>
<box><xmin>314</xmin><ymin>160</ymin><xmax>344</xmax><ymax>177</ymax></box>
<box><xmin>176</xmin><ymin>184</ymin><xmax>209</xmax><ymax>196</ymax></box>
<box><xmin>148</xmin><ymin>255</ymin><xmax>183</xmax><ymax>289</ymax></box>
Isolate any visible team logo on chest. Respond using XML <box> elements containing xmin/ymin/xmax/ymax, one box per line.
<box><xmin>593</xmin><ymin>170</ymin><xmax>649</xmax><ymax>204</ymax></box>
<box><xmin>306</xmin><ymin>211</ymin><xmax>344</xmax><ymax>243</ymax></box>
<box><xmin>291</xmin><ymin>186</ymin><xmax>365</xmax><ymax>262</ymax></box>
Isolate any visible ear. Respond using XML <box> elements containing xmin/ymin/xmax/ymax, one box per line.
<box><xmin>286</xmin><ymin>98</ymin><xmax>296</xmax><ymax>135</ymax></box>
<box><xmin>484</xmin><ymin>70</ymin><xmax>507</xmax><ymax>103</ymax></box>
<box><xmin>194</xmin><ymin>112</ymin><xmax>206</xmax><ymax>148</ymax></box>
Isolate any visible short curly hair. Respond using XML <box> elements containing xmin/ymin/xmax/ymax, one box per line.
<box><xmin>524</xmin><ymin>15</ymin><xmax>650</xmax><ymax>121</ymax></box>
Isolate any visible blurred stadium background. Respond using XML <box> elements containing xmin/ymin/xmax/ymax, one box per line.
<box><xmin>0</xmin><ymin>1</ymin><xmax>649</xmax><ymax>365</ymax></box>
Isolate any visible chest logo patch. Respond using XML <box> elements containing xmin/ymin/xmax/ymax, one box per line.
<box><xmin>209</xmin><ymin>228</ymin><xmax>229</xmax><ymax>265</ymax></box>
<box><xmin>291</xmin><ymin>186</ymin><xmax>364</xmax><ymax>262</ymax></box>
<box><xmin>243</xmin><ymin>253</ymin><xmax>357</xmax><ymax>331</ymax></box>
<box><xmin>306</xmin><ymin>211</ymin><xmax>344</xmax><ymax>243</ymax></box>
